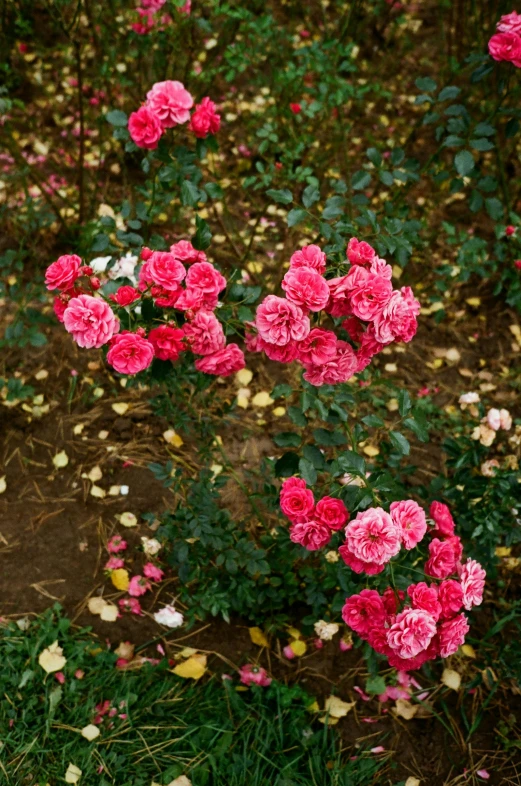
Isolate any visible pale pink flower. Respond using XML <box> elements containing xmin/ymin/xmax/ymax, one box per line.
<box><xmin>369</xmin><ymin>257</ymin><xmax>393</xmax><ymax>279</ymax></box>
<box><xmin>424</xmin><ymin>537</ymin><xmax>458</xmax><ymax>579</ymax></box>
<box><xmin>459</xmin><ymin>559</ymin><xmax>486</xmax><ymax>610</ymax></box>
<box><xmin>170</xmin><ymin>239</ymin><xmax>207</xmax><ymax>265</ymax></box>
<box><xmin>45</xmin><ymin>254</ymin><xmax>82</xmax><ymax>291</ymax></box>
<box><xmin>148</xmin><ymin>251</ymin><xmax>186</xmax><ymax>291</ymax></box>
<box><xmin>338</xmin><ymin>545</ymin><xmax>385</xmax><ymax>575</ymax></box>
<box><xmin>281</xmin><ymin>265</ymin><xmax>329</xmax><ymax>311</ymax></box>
<box><xmin>407</xmin><ymin>582</ymin><xmax>441</xmax><ymax>621</ymax></box>
<box><xmin>390</xmin><ymin>499</ymin><xmax>427</xmax><ymax>549</ymax></box>
<box><xmin>486</xmin><ymin>408</ymin><xmax>501</xmax><ymax>431</ymax></box>
<box><xmin>280</xmin><ymin>479</ymin><xmax>314</xmax><ymax>522</ymax></box>
<box><xmin>143</xmin><ymin>562</ymin><xmax>164</xmax><ymax>582</ymax></box>
<box><xmin>289</xmin><ymin>520</ymin><xmax>331</xmax><ymax>550</ymax></box>
<box><xmin>63</xmin><ymin>294</ymin><xmax>119</xmax><ymax>349</ymax></box>
<box><xmin>438</xmin><ymin>579</ymin><xmax>464</xmax><ymax>619</ymax></box>
<box><xmin>184</xmin><ymin>311</ymin><xmax>226</xmax><ymax>355</ymax></box>
<box><xmin>345</xmin><ymin>266</ymin><xmax>393</xmax><ymax>321</ymax></box>
<box><xmin>373</xmin><ymin>287</ymin><xmax>420</xmax><ymax>344</ymax></box>
<box><xmin>146</xmin><ymin>80</ymin><xmax>194</xmax><ymax>127</ymax></box>
<box><xmin>438</xmin><ymin>613</ymin><xmax>469</xmax><ymax>657</ymax></box>
<box><xmin>497</xmin><ymin>11</ymin><xmax>521</xmax><ymax>34</ymax></box>
<box><xmin>345</xmin><ymin>507</ymin><xmax>401</xmax><ymax>565</ymax></box>
<box><xmin>315</xmin><ymin>497</ymin><xmax>349</xmax><ymax>531</ymax></box>
<box><xmin>290</xmin><ymin>244</ymin><xmax>327</xmax><ymax>274</ymax></box>
<box><xmin>239</xmin><ymin>664</ymin><xmax>272</xmax><ymax>687</ymax></box>
<box><xmin>194</xmin><ymin>344</ymin><xmax>245</xmax><ymax>376</ymax></box>
<box><xmin>341</xmin><ymin>589</ymin><xmax>386</xmax><ymax>636</ymax></box>
<box><xmin>297</xmin><ymin>328</ymin><xmax>338</xmax><ymax>366</ymax></box>
<box><xmin>128</xmin><ymin>575</ymin><xmax>152</xmax><ymax>597</ymax></box>
<box><xmin>128</xmin><ymin>106</ymin><xmax>163</xmax><ymax>149</ymax></box>
<box><xmin>105</xmin><ymin>557</ymin><xmax>125</xmax><ymax>570</ymax></box>
<box><xmin>499</xmin><ymin>408</ymin><xmax>512</xmax><ymax>430</ymax></box>
<box><xmin>387</xmin><ymin>608</ymin><xmax>437</xmax><ymax>659</ymax></box>
<box><xmin>346</xmin><ymin>237</ymin><xmax>375</xmax><ymax>266</ymax></box>
<box><xmin>255</xmin><ymin>295</ymin><xmax>310</xmax><ymax>346</ymax></box>
<box><xmin>106</xmin><ymin>332</ymin><xmax>154</xmax><ymax>375</ymax></box>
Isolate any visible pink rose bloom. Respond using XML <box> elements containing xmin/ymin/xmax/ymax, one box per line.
<box><xmin>63</xmin><ymin>294</ymin><xmax>119</xmax><ymax>349</ymax></box>
<box><xmin>367</xmin><ymin>626</ymin><xmax>392</xmax><ymax>656</ymax></box>
<box><xmin>438</xmin><ymin>579</ymin><xmax>464</xmax><ymax>619</ymax></box>
<box><xmin>459</xmin><ymin>559</ymin><xmax>486</xmax><ymax>610</ymax></box>
<box><xmin>345</xmin><ymin>507</ymin><xmax>401</xmax><ymax>565</ymax></box>
<box><xmin>174</xmin><ymin>287</ymin><xmax>207</xmax><ymax>311</ymax></box>
<box><xmin>262</xmin><ymin>339</ymin><xmax>299</xmax><ymax>363</ymax></box>
<box><xmin>370</xmin><ymin>257</ymin><xmax>393</xmax><ymax>279</ymax></box>
<box><xmin>424</xmin><ymin>537</ymin><xmax>458</xmax><ymax>579</ymax></box>
<box><xmin>390</xmin><ymin>499</ymin><xmax>427</xmax><ymax>549</ymax></box>
<box><xmin>303</xmin><ymin>340</ymin><xmax>357</xmax><ymax>386</ymax></box>
<box><xmin>497</xmin><ymin>11</ymin><xmax>521</xmax><ymax>34</ymax></box>
<box><xmin>154</xmin><ymin>286</ymin><xmax>183</xmax><ymax>308</ymax></box>
<box><xmin>387</xmin><ymin>608</ymin><xmax>437</xmax><ymax>660</ymax></box>
<box><xmin>297</xmin><ymin>328</ymin><xmax>337</xmax><ymax>366</ymax></box>
<box><xmin>341</xmin><ymin>589</ymin><xmax>386</xmax><ymax>636</ymax></box>
<box><xmin>429</xmin><ymin>500</ymin><xmax>455</xmax><ymax>537</ymax></box>
<box><xmin>105</xmin><ymin>557</ymin><xmax>125</xmax><ymax>570</ymax></box>
<box><xmin>373</xmin><ymin>287</ymin><xmax>420</xmax><ymax>344</ymax></box>
<box><xmin>110</xmin><ymin>286</ymin><xmax>141</xmax><ymax>307</ymax></box>
<box><xmin>141</xmin><ymin>0</ymin><xmax>165</xmax><ymax>10</ymax></box>
<box><xmin>107</xmin><ymin>535</ymin><xmax>127</xmax><ymax>553</ymax></box>
<box><xmin>46</xmin><ymin>254</ymin><xmax>82</xmax><ymax>291</ymax></box>
<box><xmin>347</xmin><ymin>237</ymin><xmax>376</xmax><ymax>266</ymax></box>
<box><xmin>186</xmin><ymin>261</ymin><xmax>226</xmax><ymax>301</ymax></box>
<box><xmin>387</xmin><ymin>641</ymin><xmax>438</xmax><ymax>672</ymax></box>
<box><xmin>143</xmin><ymin>562</ymin><xmax>164</xmax><ymax>582</ymax></box>
<box><xmin>148</xmin><ymin>251</ymin><xmax>186</xmax><ymax>291</ymax></box>
<box><xmin>188</xmin><ymin>96</ymin><xmax>221</xmax><ymax>138</ymax></box>
<box><xmin>382</xmin><ymin>586</ymin><xmax>405</xmax><ymax>616</ymax></box>
<box><xmin>488</xmin><ymin>32</ymin><xmax>521</xmax><ymax>66</ymax></box>
<box><xmin>178</xmin><ymin>0</ymin><xmax>191</xmax><ymax>13</ymax></box>
<box><xmin>345</xmin><ymin>266</ymin><xmax>393</xmax><ymax>321</ymax></box>
<box><xmin>184</xmin><ymin>310</ymin><xmax>225</xmax><ymax>356</ymax></box>
<box><xmin>326</xmin><ymin>275</ymin><xmax>352</xmax><ymax>318</ymax></box>
<box><xmin>146</xmin><ymin>80</ymin><xmax>194</xmax><ymax>127</ymax></box>
<box><xmin>407</xmin><ymin>582</ymin><xmax>441</xmax><ymax>621</ymax></box>
<box><xmin>170</xmin><ymin>239</ymin><xmax>207</xmax><ymax>265</ymax></box>
<box><xmin>290</xmin><ymin>244</ymin><xmax>327</xmax><ymax>274</ymax></box>
<box><xmin>500</xmin><ymin>408</ymin><xmax>512</xmax><ymax>430</ymax></box>
<box><xmin>194</xmin><ymin>343</ymin><xmax>245</xmax><ymax>376</ymax></box>
<box><xmin>148</xmin><ymin>325</ymin><xmax>185</xmax><ymax>361</ymax></box>
<box><xmin>118</xmin><ymin>597</ymin><xmax>143</xmax><ymax>615</ymax></box>
<box><xmin>239</xmin><ymin>664</ymin><xmax>272</xmax><ymax>687</ymax></box>
<box><xmin>54</xmin><ymin>296</ymin><xmax>71</xmax><ymax>323</ymax></box>
<box><xmin>128</xmin><ymin>575</ymin><xmax>152</xmax><ymax>597</ymax></box>
<box><xmin>128</xmin><ymin>105</ymin><xmax>163</xmax><ymax>149</ymax></box>
<box><xmin>438</xmin><ymin>613</ymin><xmax>469</xmax><ymax>658</ymax></box>
<box><xmin>338</xmin><ymin>544</ymin><xmax>385</xmax><ymax>575</ymax></box>
<box><xmin>106</xmin><ymin>332</ymin><xmax>155</xmax><ymax>375</ymax></box>
<box><xmin>289</xmin><ymin>520</ymin><xmax>331</xmax><ymax>550</ymax></box>
<box><xmin>315</xmin><ymin>497</ymin><xmax>349</xmax><ymax>530</ymax></box>
<box><xmin>486</xmin><ymin>407</ymin><xmax>501</xmax><ymax>431</ymax></box>
<box><xmin>255</xmin><ymin>295</ymin><xmax>310</xmax><ymax>346</ymax></box>
<box><xmin>281</xmin><ymin>265</ymin><xmax>330</xmax><ymax>312</ymax></box>
<box><xmin>280</xmin><ymin>481</ymin><xmax>314</xmax><ymax>522</ymax></box>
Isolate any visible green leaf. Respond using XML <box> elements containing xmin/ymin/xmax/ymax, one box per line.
<box><xmin>271</xmin><ymin>383</ymin><xmax>293</xmax><ymax>399</ymax></box>
<box><xmin>415</xmin><ymin>76</ymin><xmax>437</xmax><ymax>92</ymax></box>
<box><xmin>361</xmin><ymin>414</ymin><xmax>384</xmax><ymax>428</ymax></box>
<box><xmin>302</xmin><ymin>184</ymin><xmax>320</xmax><ymax>208</ymax></box>
<box><xmin>351</xmin><ymin>170</ymin><xmax>371</xmax><ymax>191</ymax></box>
<box><xmin>403</xmin><ymin>416</ymin><xmax>429</xmax><ymax>442</ymax></box>
<box><xmin>454</xmin><ymin>150</ymin><xmax>474</xmax><ymax>177</ymax></box>
<box><xmin>205</xmin><ymin>182</ymin><xmax>224</xmax><ymax>199</ymax></box>
<box><xmin>181</xmin><ymin>180</ymin><xmax>201</xmax><ymax>207</ymax></box>
<box><xmin>274</xmin><ymin>452</ymin><xmax>300</xmax><ymax>477</ymax></box>
<box><xmin>389</xmin><ymin>431</ymin><xmax>410</xmax><ymax>456</ymax></box>
<box><xmin>366</xmin><ymin>147</ymin><xmax>382</xmax><ymax>167</ymax></box>
<box><xmin>266</xmin><ymin>188</ymin><xmax>293</xmax><ymax>204</ymax></box>
<box><xmin>299</xmin><ymin>458</ymin><xmax>317</xmax><ymax>486</ymax></box>
<box><xmin>470</xmin><ymin>138</ymin><xmax>494</xmax><ymax>152</ymax></box>
<box><xmin>365</xmin><ymin>676</ymin><xmax>386</xmax><ymax>695</ymax></box>
<box><xmin>287</xmin><ymin>208</ymin><xmax>308</xmax><ymax>227</ymax></box>
<box><xmin>438</xmin><ymin>85</ymin><xmax>461</xmax><ymax>101</ymax></box>
<box><xmin>312</xmin><ymin>428</ymin><xmax>346</xmax><ymax>446</ymax></box>
<box><xmin>273</xmin><ymin>432</ymin><xmax>301</xmax><ymax>448</ymax></box>
<box><xmin>288</xmin><ymin>406</ymin><xmax>307</xmax><ymax>427</ymax></box>
<box><xmin>474</xmin><ymin>122</ymin><xmax>495</xmax><ymax>136</ymax></box>
<box><xmin>192</xmin><ymin>215</ymin><xmax>212</xmax><ymax>250</ymax></box>
<box><xmin>303</xmin><ymin>445</ymin><xmax>325</xmax><ymax>469</ymax></box>
<box><xmin>106</xmin><ymin>109</ymin><xmax>128</xmax><ymax>127</ymax></box>
<box><xmin>485</xmin><ymin>197</ymin><xmax>504</xmax><ymax>221</ymax></box>
<box><xmin>398</xmin><ymin>389</ymin><xmax>411</xmax><ymax>417</ymax></box>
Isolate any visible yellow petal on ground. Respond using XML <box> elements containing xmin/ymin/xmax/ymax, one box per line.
<box><xmin>0</xmin><ymin>476</ymin><xmax>6</xmax><ymax>494</ymax></box>
<box><xmin>81</xmin><ymin>724</ymin><xmax>100</xmax><ymax>741</ymax></box>
<box><xmin>363</xmin><ymin>445</ymin><xmax>380</xmax><ymax>457</ymax></box>
<box><xmin>167</xmin><ymin>776</ymin><xmax>192</xmax><ymax>786</ymax></box>
<box><xmin>272</xmin><ymin>406</ymin><xmax>286</xmax><ymax>417</ymax></box>
<box><xmin>111</xmin><ymin>569</ymin><xmax>129</xmax><ymax>591</ymax></box>
<box><xmin>251</xmin><ymin>391</ymin><xmax>274</xmax><ymax>408</ymax></box>
<box><xmin>405</xmin><ymin>778</ymin><xmax>421</xmax><ymax>786</ymax></box>
<box><xmin>289</xmin><ymin>639</ymin><xmax>307</xmax><ymax>657</ymax></box>
<box><xmin>496</xmin><ymin>546</ymin><xmax>511</xmax><ymax>557</ymax></box>
<box><xmin>53</xmin><ymin>450</ymin><xmax>69</xmax><ymax>469</ymax></box>
<box><xmin>65</xmin><ymin>763</ymin><xmax>82</xmax><ymax>784</ymax></box>
<box><xmin>120</xmin><ymin>512</ymin><xmax>137</xmax><ymax>527</ymax></box>
<box><xmin>441</xmin><ymin>668</ymin><xmax>461</xmax><ymax>691</ymax></box>
<box><xmin>87</xmin><ymin>466</ymin><xmax>102</xmax><ymax>482</ymax></box>
<box><xmin>249</xmin><ymin>627</ymin><xmax>269</xmax><ymax>647</ymax></box>
<box><xmin>173</xmin><ymin>654</ymin><xmax>207</xmax><ymax>680</ymax></box>
<box><xmin>73</xmin><ymin>423</ymin><xmax>85</xmax><ymax>435</ymax></box>
<box><xmin>287</xmin><ymin>626</ymin><xmax>301</xmax><ymax>640</ymax></box>
<box><xmin>100</xmin><ymin>603</ymin><xmax>119</xmax><ymax>622</ymax></box>
<box><xmin>384</xmin><ymin>363</ymin><xmax>397</xmax><ymax>373</ymax></box>
<box><xmin>318</xmin><ymin>715</ymin><xmax>339</xmax><ymax>725</ymax></box>
<box><xmin>38</xmin><ymin>641</ymin><xmax>67</xmax><ymax>673</ymax></box>
<box><xmin>236</xmin><ymin>368</ymin><xmax>253</xmax><ymax>386</ymax></box>
<box><xmin>88</xmin><ymin>597</ymin><xmax>107</xmax><ymax>616</ymax></box>
<box><xmin>112</xmin><ymin>402</ymin><xmax>129</xmax><ymax>415</ymax></box>
<box><xmin>179</xmin><ymin>647</ymin><xmax>198</xmax><ymax>658</ymax></box>
<box><xmin>324</xmin><ymin>695</ymin><xmax>355</xmax><ymax>718</ymax></box>
<box><xmin>34</xmin><ymin>369</ymin><xmax>49</xmax><ymax>381</ymax></box>
<box><xmin>393</xmin><ymin>699</ymin><xmax>418</xmax><ymax>720</ymax></box>
<box><xmin>163</xmin><ymin>429</ymin><xmax>184</xmax><ymax>447</ymax></box>
<box><xmin>210</xmin><ymin>464</ymin><xmax>223</xmax><ymax>477</ymax></box>
<box><xmin>466</xmin><ymin>297</ymin><xmax>481</xmax><ymax>308</ymax></box>
<box><xmin>461</xmin><ymin>644</ymin><xmax>477</xmax><ymax>659</ymax></box>
<box><xmin>98</xmin><ymin>430</ymin><xmax>109</xmax><ymax>440</ymax></box>
<box><xmin>90</xmin><ymin>485</ymin><xmax>106</xmax><ymax>499</ymax></box>
<box><xmin>237</xmin><ymin>393</ymin><xmax>250</xmax><ymax>409</ymax></box>
<box><xmin>306</xmin><ymin>700</ymin><xmax>320</xmax><ymax>713</ymax></box>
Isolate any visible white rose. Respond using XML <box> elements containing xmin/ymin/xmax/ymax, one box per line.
<box><xmin>153</xmin><ymin>606</ymin><xmax>184</xmax><ymax>628</ymax></box>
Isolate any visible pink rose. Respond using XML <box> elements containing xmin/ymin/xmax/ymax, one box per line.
<box><xmin>438</xmin><ymin>613</ymin><xmax>469</xmax><ymax>658</ymax></box>
<box><xmin>382</xmin><ymin>586</ymin><xmax>405</xmax><ymax>616</ymax></box>
<box><xmin>280</xmin><ymin>480</ymin><xmax>314</xmax><ymax>522</ymax></box>
<box><xmin>407</xmin><ymin>582</ymin><xmax>441</xmax><ymax>621</ymax></box>
<box><xmin>303</xmin><ymin>339</ymin><xmax>357</xmax><ymax>386</ymax></box>
<box><xmin>459</xmin><ymin>559</ymin><xmax>486</xmax><ymax>610</ymax></box>
<box><xmin>148</xmin><ymin>325</ymin><xmax>185</xmax><ymax>361</ymax></box>
<box><xmin>170</xmin><ymin>239</ymin><xmax>207</xmax><ymax>265</ymax></box>
<box><xmin>186</xmin><ymin>261</ymin><xmax>227</xmax><ymax>303</ymax></box>
<box><xmin>128</xmin><ymin>106</ymin><xmax>163</xmax><ymax>149</ymax></box>
<box><xmin>110</xmin><ymin>286</ymin><xmax>141</xmax><ymax>307</ymax></box>
<box><xmin>497</xmin><ymin>11</ymin><xmax>521</xmax><ymax>34</ymax></box>
<box><xmin>107</xmin><ymin>535</ymin><xmax>127</xmax><ymax>553</ymax></box>
<box><xmin>173</xmin><ymin>287</ymin><xmax>206</xmax><ymax>312</ymax></box>
<box><xmin>153</xmin><ymin>286</ymin><xmax>182</xmax><ymax>308</ymax></box>
<box><xmin>194</xmin><ymin>343</ymin><xmax>245</xmax><ymax>376</ymax></box>
<box><xmin>341</xmin><ymin>589</ymin><xmax>386</xmax><ymax>636</ymax></box>
<box><xmin>338</xmin><ymin>544</ymin><xmax>385</xmax><ymax>575</ymax></box>
<box><xmin>54</xmin><ymin>295</ymin><xmax>70</xmax><ymax>323</ymax></box>
<box><xmin>106</xmin><ymin>332</ymin><xmax>155</xmax><ymax>374</ymax></box>
<box><xmin>128</xmin><ymin>575</ymin><xmax>152</xmax><ymax>597</ymax></box>
<box><xmin>188</xmin><ymin>96</ymin><xmax>221</xmax><ymax>138</ymax></box>
<box><xmin>146</xmin><ymin>80</ymin><xmax>194</xmax><ymax>127</ymax></box>
<box><xmin>424</xmin><ymin>537</ymin><xmax>458</xmax><ymax>579</ymax></box>
<box><xmin>239</xmin><ymin>664</ymin><xmax>272</xmax><ymax>687</ymax></box>
<box><xmin>46</xmin><ymin>254</ymin><xmax>82</xmax><ymax>291</ymax></box>
<box><xmin>255</xmin><ymin>295</ymin><xmax>310</xmax><ymax>346</ymax></box>
<box><xmin>184</xmin><ymin>310</ymin><xmax>226</xmax><ymax>355</ymax></box>
<box><xmin>486</xmin><ymin>407</ymin><xmax>501</xmax><ymax>431</ymax></box>
<box><xmin>390</xmin><ymin>499</ymin><xmax>427</xmax><ymax>549</ymax></box>
<box><xmin>345</xmin><ymin>507</ymin><xmax>401</xmax><ymax>565</ymax></box>
<box><xmin>105</xmin><ymin>557</ymin><xmax>125</xmax><ymax>570</ymax></box>
<box><xmin>345</xmin><ymin>265</ymin><xmax>393</xmax><ymax>321</ymax></box>
<box><xmin>143</xmin><ymin>562</ymin><xmax>164</xmax><ymax>582</ymax></box>
<box><xmin>290</xmin><ymin>244</ymin><xmax>327</xmax><ymax>274</ymax></box>
<box><xmin>297</xmin><ymin>328</ymin><xmax>337</xmax><ymax>366</ymax></box>
<box><xmin>429</xmin><ymin>501</ymin><xmax>455</xmax><ymax>537</ymax></box>
<box><xmin>347</xmin><ymin>237</ymin><xmax>376</xmax><ymax>266</ymax></box>
<box><xmin>148</xmin><ymin>251</ymin><xmax>186</xmax><ymax>291</ymax></box>
<box><xmin>326</xmin><ymin>275</ymin><xmax>352</xmax><ymax>318</ymax></box>
<box><xmin>262</xmin><ymin>339</ymin><xmax>299</xmax><ymax>363</ymax></box>
<box><xmin>387</xmin><ymin>608</ymin><xmax>437</xmax><ymax>660</ymax></box>
<box><xmin>488</xmin><ymin>32</ymin><xmax>521</xmax><ymax>66</ymax></box>
<box><xmin>289</xmin><ymin>520</ymin><xmax>331</xmax><ymax>550</ymax></box>
<box><xmin>281</xmin><ymin>265</ymin><xmax>330</xmax><ymax>312</ymax></box>
<box><xmin>373</xmin><ymin>287</ymin><xmax>420</xmax><ymax>344</ymax></box>
<box><xmin>438</xmin><ymin>579</ymin><xmax>464</xmax><ymax>619</ymax></box>
<box><xmin>63</xmin><ymin>294</ymin><xmax>119</xmax><ymax>348</ymax></box>
<box><xmin>119</xmin><ymin>597</ymin><xmax>143</xmax><ymax>615</ymax></box>
<box><xmin>315</xmin><ymin>497</ymin><xmax>349</xmax><ymax>530</ymax></box>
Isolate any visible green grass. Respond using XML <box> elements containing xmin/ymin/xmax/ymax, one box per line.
<box><xmin>0</xmin><ymin>608</ymin><xmax>384</xmax><ymax>786</ymax></box>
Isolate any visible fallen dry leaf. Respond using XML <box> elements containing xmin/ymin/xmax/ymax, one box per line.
<box><xmin>441</xmin><ymin>668</ymin><xmax>461</xmax><ymax>691</ymax></box>
<box><xmin>173</xmin><ymin>654</ymin><xmax>207</xmax><ymax>680</ymax></box>
<box><xmin>324</xmin><ymin>695</ymin><xmax>355</xmax><ymax>718</ymax></box>
<box><xmin>249</xmin><ymin>627</ymin><xmax>269</xmax><ymax>648</ymax></box>
<box><xmin>393</xmin><ymin>699</ymin><xmax>418</xmax><ymax>720</ymax></box>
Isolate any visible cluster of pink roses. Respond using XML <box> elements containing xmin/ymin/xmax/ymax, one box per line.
<box><xmin>341</xmin><ymin>501</ymin><xmax>485</xmax><ymax>670</ymax></box>
<box><xmin>45</xmin><ymin>241</ymin><xmax>245</xmax><ymax>378</ymax></box>
<box><xmin>128</xmin><ymin>80</ymin><xmax>220</xmax><ymax>150</ymax></box>
<box><xmin>488</xmin><ymin>10</ymin><xmax>521</xmax><ymax>67</ymax></box>
<box><xmin>249</xmin><ymin>238</ymin><xmax>420</xmax><ymax>386</ymax></box>
<box><xmin>105</xmin><ymin>534</ymin><xmax>164</xmax><ymax>617</ymax></box>
<box><xmin>279</xmin><ymin>477</ymin><xmax>349</xmax><ymax>550</ymax></box>
<box><xmin>132</xmin><ymin>0</ymin><xmax>191</xmax><ymax>36</ymax></box>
